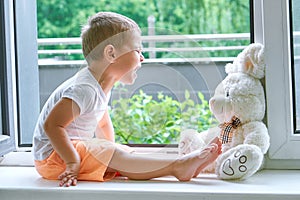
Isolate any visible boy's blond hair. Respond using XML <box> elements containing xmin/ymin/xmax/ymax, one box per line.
<box><xmin>81</xmin><ymin>12</ymin><xmax>140</xmax><ymax>64</ymax></box>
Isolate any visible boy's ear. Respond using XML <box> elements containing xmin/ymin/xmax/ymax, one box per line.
<box><xmin>103</xmin><ymin>44</ymin><xmax>116</xmax><ymax>63</ymax></box>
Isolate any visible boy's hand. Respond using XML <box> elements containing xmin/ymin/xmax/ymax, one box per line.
<box><xmin>58</xmin><ymin>162</ymin><xmax>80</xmax><ymax>187</ymax></box>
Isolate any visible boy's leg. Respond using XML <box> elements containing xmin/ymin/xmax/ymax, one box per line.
<box><xmin>107</xmin><ymin>138</ymin><xmax>221</xmax><ymax>181</ymax></box>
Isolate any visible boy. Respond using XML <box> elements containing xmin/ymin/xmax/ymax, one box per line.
<box><xmin>33</xmin><ymin>12</ymin><xmax>221</xmax><ymax>187</ymax></box>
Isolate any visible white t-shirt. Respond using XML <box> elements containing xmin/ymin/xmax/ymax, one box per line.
<box><xmin>33</xmin><ymin>67</ymin><xmax>110</xmax><ymax>160</ymax></box>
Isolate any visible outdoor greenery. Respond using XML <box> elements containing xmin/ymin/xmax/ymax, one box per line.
<box><xmin>110</xmin><ymin>86</ymin><xmax>217</xmax><ymax>144</ymax></box>
<box><xmin>37</xmin><ymin>0</ymin><xmax>249</xmax><ymax>37</ymax></box>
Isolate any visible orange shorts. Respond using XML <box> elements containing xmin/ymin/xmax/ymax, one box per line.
<box><xmin>34</xmin><ymin>138</ymin><xmax>127</xmax><ymax>182</ymax></box>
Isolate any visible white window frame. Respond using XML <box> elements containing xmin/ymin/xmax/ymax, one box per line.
<box><xmin>0</xmin><ymin>0</ymin><xmax>18</xmax><ymax>156</ymax></box>
<box><xmin>254</xmin><ymin>0</ymin><xmax>300</xmax><ymax>167</ymax></box>
<box><xmin>14</xmin><ymin>0</ymin><xmax>40</xmax><ymax>147</ymax></box>
<box><xmin>0</xmin><ymin>0</ymin><xmax>39</xmax><ymax>157</ymax></box>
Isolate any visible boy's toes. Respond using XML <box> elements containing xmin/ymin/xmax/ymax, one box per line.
<box><xmin>209</xmin><ymin>137</ymin><xmax>220</xmax><ymax>144</ymax></box>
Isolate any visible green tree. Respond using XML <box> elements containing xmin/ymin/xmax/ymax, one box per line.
<box><xmin>37</xmin><ymin>0</ymin><xmax>156</xmax><ymax>38</ymax></box>
<box><xmin>37</xmin><ymin>0</ymin><xmax>250</xmax><ymax>38</ymax></box>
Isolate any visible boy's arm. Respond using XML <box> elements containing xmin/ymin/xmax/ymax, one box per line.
<box><xmin>43</xmin><ymin>97</ymin><xmax>81</xmax><ymax>186</ymax></box>
<box><xmin>95</xmin><ymin>109</ymin><xmax>115</xmax><ymax>142</ymax></box>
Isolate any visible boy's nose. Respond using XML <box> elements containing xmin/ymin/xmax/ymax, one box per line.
<box><xmin>140</xmin><ymin>54</ymin><xmax>145</xmax><ymax>62</ymax></box>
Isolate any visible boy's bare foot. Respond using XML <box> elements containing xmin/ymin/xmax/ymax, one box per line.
<box><xmin>173</xmin><ymin>139</ymin><xmax>221</xmax><ymax>181</ymax></box>
<box><xmin>192</xmin><ymin>137</ymin><xmax>222</xmax><ymax>177</ymax></box>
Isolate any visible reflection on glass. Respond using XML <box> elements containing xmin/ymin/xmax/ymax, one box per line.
<box><xmin>292</xmin><ymin>0</ymin><xmax>300</xmax><ymax>130</ymax></box>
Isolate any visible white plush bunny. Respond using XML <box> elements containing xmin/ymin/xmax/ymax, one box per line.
<box><xmin>179</xmin><ymin>43</ymin><xmax>270</xmax><ymax>180</ymax></box>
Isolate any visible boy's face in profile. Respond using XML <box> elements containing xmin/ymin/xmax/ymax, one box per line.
<box><xmin>112</xmin><ymin>31</ymin><xmax>144</xmax><ymax>85</ymax></box>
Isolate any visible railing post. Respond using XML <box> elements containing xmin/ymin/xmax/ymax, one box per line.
<box><xmin>147</xmin><ymin>15</ymin><xmax>156</xmax><ymax>59</ymax></box>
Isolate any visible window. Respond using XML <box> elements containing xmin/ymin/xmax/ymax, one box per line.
<box><xmin>36</xmin><ymin>0</ymin><xmax>251</xmax><ymax>145</ymax></box>
<box><xmin>0</xmin><ymin>0</ymin><xmax>39</xmax><ymax>152</ymax></box>
<box><xmin>0</xmin><ymin>88</ymin><xmax>2</xmax><ymax>135</ymax></box>
<box><xmin>291</xmin><ymin>0</ymin><xmax>300</xmax><ymax>131</ymax></box>
<box><xmin>13</xmin><ymin>0</ymin><xmax>40</xmax><ymax>147</ymax></box>
<box><xmin>0</xmin><ymin>0</ymin><xmax>17</xmax><ymax>156</ymax></box>
<box><xmin>2</xmin><ymin>0</ymin><xmax>300</xmax><ymax>169</ymax></box>
<box><xmin>258</xmin><ymin>0</ymin><xmax>300</xmax><ymax>163</ymax></box>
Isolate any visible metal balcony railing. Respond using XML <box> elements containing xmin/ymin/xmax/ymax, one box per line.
<box><xmin>37</xmin><ymin>33</ymin><xmax>250</xmax><ymax>66</ymax></box>
<box><xmin>37</xmin><ymin>32</ymin><xmax>300</xmax><ymax>66</ymax></box>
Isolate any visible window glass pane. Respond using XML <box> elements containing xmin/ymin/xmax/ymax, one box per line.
<box><xmin>292</xmin><ymin>0</ymin><xmax>300</xmax><ymax>131</ymax></box>
<box><xmin>0</xmin><ymin>83</ymin><xmax>8</xmax><ymax>142</ymax></box>
<box><xmin>0</xmin><ymin>81</ymin><xmax>10</xmax><ymax>143</ymax></box>
<box><xmin>0</xmin><ymin>85</ymin><xmax>2</xmax><ymax>134</ymax></box>
<box><xmin>14</xmin><ymin>0</ymin><xmax>40</xmax><ymax>146</ymax></box>
<box><xmin>0</xmin><ymin>0</ymin><xmax>16</xmax><ymax>155</ymax></box>
<box><xmin>37</xmin><ymin>0</ymin><xmax>250</xmax><ymax>144</ymax></box>
<box><xmin>0</xmin><ymin>0</ymin><xmax>5</xmax><ymax>141</ymax></box>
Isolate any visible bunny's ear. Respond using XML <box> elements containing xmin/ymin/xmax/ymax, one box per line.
<box><xmin>225</xmin><ymin>43</ymin><xmax>266</xmax><ymax>79</ymax></box>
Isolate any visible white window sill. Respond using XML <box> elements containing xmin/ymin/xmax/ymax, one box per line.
<box><xmin>1</xmin><ymin>152</ymin><xmax>300</xmax><ymax>200</ymax></box>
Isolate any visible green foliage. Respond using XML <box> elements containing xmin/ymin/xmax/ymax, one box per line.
<box><xmin>37</xmin><ymin>0</ymin><xmax>250</xmax><ymax>37</ymax></box>
<box><xmin>153</xmin><ymin>0</ymin><xmax>249</xmax><ymax>35</ymax></box>
<box><xmin>109</xmin><ymin>86</ymin><xmax>217</xmax><ymax>144</ymax></box>
<box><xmin>37</xmin><ymin>0</ymin><xmax>155</xmax><ymax>38</ymax></box>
